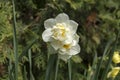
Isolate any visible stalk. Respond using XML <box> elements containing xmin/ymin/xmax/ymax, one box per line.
<box><xmin>12</xmin><ymin>0</ymin><xmax>18</xmax><ymax>79</ymax></box>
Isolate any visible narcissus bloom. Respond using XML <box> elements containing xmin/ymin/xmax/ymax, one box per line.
<box><xmin>107</xmin><ymin>67</ymin><xmax>120</xmax><ymax>78</ymax></box>
<box><xmin>42</xmin><ymin>13</ymin><xmax>80</xmax><ymax>61</ymax></box>
<box><xmin>112</xmin><ymin>51</ymin><xmax>120</xmax><ymax>64</ymax></box>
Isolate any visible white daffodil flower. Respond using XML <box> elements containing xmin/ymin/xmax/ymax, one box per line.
<box><xmin>42</xmin><ymin>13</ymin><xmax>80</xmax><ymax>61</ymax></box>
<box><xmin>58</xmin><ymin>34</ymin><xmax>80</xmax><ymax>61</ymax></box>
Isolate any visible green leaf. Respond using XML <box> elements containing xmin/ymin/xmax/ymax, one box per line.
<box><xmin>87</xmin><ymin>52</ymin><xmax>97</xmax><ymax>80</ymax></box>
<box><xmin>106</xmin><ymin>0</ymin><xmax>119</xmax><ymax>9</ymax></box>
<box><xmin>93</xmin><ymin>38</ymin><xmax>115</xmax><ymax>80</ymax></box>
<box><xmin>71</xmin><ymin>55</ymin><xmax>82</xmax><ymax>63</ymax></box>
<box><xmin>65</xmin><ymin>0</ymin><xmax>83</xmax><ymax>10</ymax></box>
<box><xmin>101</xmin><ymin>31</ymin><xmax>120</xmax><ymax>80</ymax></box>
<box><xmin>19</xmin><ymin>38</ymin><xmax>38</xmax><ymax>61</ymax></box>
<box><xmin>99</xmin><ymin>13</ymin><xmax>114</xmax><ymax>21</ymax></box>
<box><xmin>45</xmin><ymin>54</ymin><xmax>56</xmax><ymax>80</ymax></box>
<box><xmin>92</xmin><ymin>34</ymin><xmax>100</xmax><ymax>45</ymax></box>
<box><xmin>84</xmin><ymin>0</ymin><xmax>95</xmax><ymax>4</ymax></box>
<box><xmin>28</xmin><ymin>49</ymin><xmax>35</xmax><ymax>80</ymax></box>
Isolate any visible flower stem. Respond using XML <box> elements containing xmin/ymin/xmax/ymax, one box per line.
<box><xmin>68</xmin><ymin>59</ymin><xmax>72</xmax><ymax>80</ymax></box>
<box><xmin>55</xmin><ymin>57</ymin><xmax>60</xmax><ymax>80</ymax></box>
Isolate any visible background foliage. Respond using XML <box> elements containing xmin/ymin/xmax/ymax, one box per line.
<box><xmin>0</xmin><ymin>0</ymin><xmax>120</xmax><ymax>80</ymax></box>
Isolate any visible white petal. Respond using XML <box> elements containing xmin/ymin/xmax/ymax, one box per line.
<box><xmin>44</xmin><ymin>18</ymin><xmax>56</xmax><ymax>29</ymax></box>
<box><xmin>63</xmin><ymin>34</ymin><xmax>79</xmax><ymax>45</ymax></box>
<box><xmin>58</xmin><ymin>50</ymin><xmax>66</xmax><ymax>55</ymax></box>
<box><xmin>63</xmin><ymin>35</ymin><xmax>73</xmax><ymax>44</ymax></box>
<box><xmin>69</xmin><ymin>44</ymin><xmax>80</xmax><ymax>55</ymax></box>
<box><xmin>55</xmin><ymin>13</ymin><xmax>69</xmax><ymax>23</ymax></box>
<box><xmin>51</xmin><ymin>40</ymin><xmax>62</xmax><ymax>50</ymax></box>
<box><xmin>72</xmin><ymin>34</ymin><xmax>79</xmax><ymax>46</ymax></box>
<box><xmin>74</xmin><ymin>34</ymin><xmax>79</xmax><ymax>43</ymax></box>
<box><xmin>58</xmin><ymin>54</ymin><xmax>72</xmax><ymax>61</ymax></box>
<box><xmin>42</xmin><ymin>28</ymin><xmax>52</xmax><ymax>42</ymax></box>
<box><xmin>67</xmin><ymin>20</ymin><xmax>78</xmax><ymax>34</ymax></box>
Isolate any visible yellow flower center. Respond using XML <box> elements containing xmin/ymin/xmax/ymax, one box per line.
<box><xmin>52</xmin><ymin>23</ymin><xmax>67</xmax><ymax>40</ymax></box>
<box><xmin>63</xmin><ymin>44</ymin><xmax>71</xmax><ymax>49</ymax></box>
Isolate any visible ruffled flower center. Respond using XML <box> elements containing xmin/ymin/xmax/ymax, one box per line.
<box><xmin>51</xmin><ymin>23</ymin><xmax>68</xmax><ymax>40</ymax></box>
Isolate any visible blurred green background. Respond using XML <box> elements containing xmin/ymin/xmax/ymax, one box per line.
<box><xmin>0</xmin><ymin>0</ymin><xmax>120</xmax><ymax>80</ymax></box>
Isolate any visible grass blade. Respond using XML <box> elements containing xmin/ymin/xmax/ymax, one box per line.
<box><xmin>12</xmin><ymin>0</ymin><xmax>18</xmax><ymax>79</ymax></box>
<box><xmin>101</xmin><ymin>43</ymin><xmax>116</xmax><ymax>80</ymax></box>
<box><xmin>19</xmin><ymin>38</ymin><xmax>38</xmax><ymax>61</ymax></box>
<box><xmin>93</xmin><ymin>39</ymin><xmax>114</xmax><ymax>80</ymax></box>
<box><xmin>101</xmin><ymin>32</ymin><xmax>120</xmax><ymax>80</ymax></box>
<box><xmin>28</xmin><ymin>49</ymin><xmax>35</xmax><ymax>80</ymax></box>
<box><xmin>8</xmin><ymin>50</ymin><xmax>14</xmax><ymax>80</ymax></box>
<box><xmin>23</xmin><ymin>66</ymin><xmax>27</xmax><ymax>80</ymax></box>
<box><xmin>87</xmin><ymin>51</ymin><xmax>97</xmax><ymax>80</ymax></box>
<box><xmin>68</xmin><ymin>59</ymin><xmax>72</xmax><ymax>80</ymax></box>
